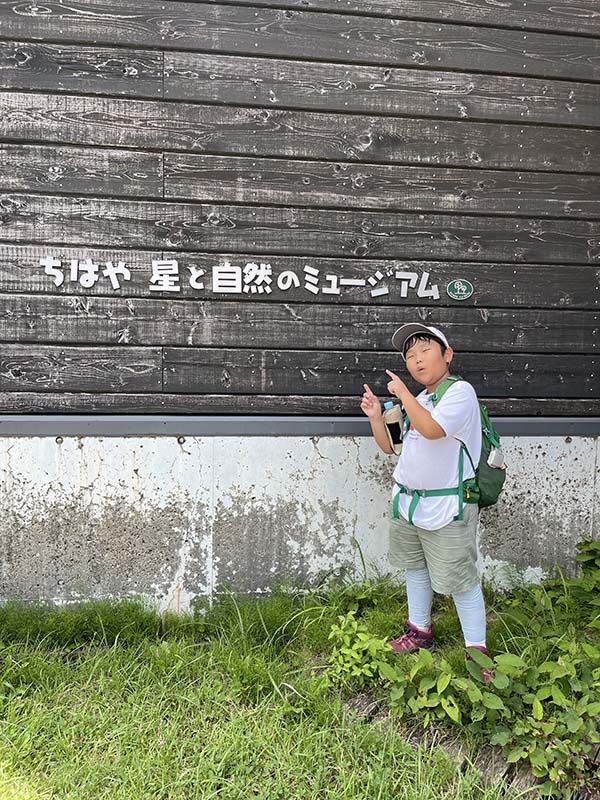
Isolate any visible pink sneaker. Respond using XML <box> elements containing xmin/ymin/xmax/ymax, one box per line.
<box><xmin>466</xmin><ymin>645</ymin><xmax>494</xmax><ymax>684</ymax></box>
<box><xmin>390</xmin><ymin>620</ymin><xmax>434</xmax><ymax>653</ymax></box>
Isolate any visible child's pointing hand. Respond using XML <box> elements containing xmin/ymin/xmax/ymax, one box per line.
<box><xmin>386</xmin><ymin>370</ymin><xmax>410</xmax><ymax>401</ymax></box>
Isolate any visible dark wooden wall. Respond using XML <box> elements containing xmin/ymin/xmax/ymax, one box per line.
<box><xmin>0</xmin><ymin>0</ymin><xmax>599</xmax><ymax>416</ymax></box>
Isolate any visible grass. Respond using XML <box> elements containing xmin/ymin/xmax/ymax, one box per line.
<box><xmin>0</xmin><ymin>640</ymin><xmax>492</xmax><ymax>800</ymax></box>
<box><xmin>0</xmin><ymin>581</ymin><xmax>595</xmax><ymax>800</ymax></box>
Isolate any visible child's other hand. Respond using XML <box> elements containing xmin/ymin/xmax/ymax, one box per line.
<box><xmin>360</xmin><ymin>383</ymin><xmax>382</xmax><ymax>418</ymax></box>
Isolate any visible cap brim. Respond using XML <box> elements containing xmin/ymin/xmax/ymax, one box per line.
<box><xmin>391</xmin><ymin>323</ymin><xmax>442</xmax><ymax>355</ymax></box>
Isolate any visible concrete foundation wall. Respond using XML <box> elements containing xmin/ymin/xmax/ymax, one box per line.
<box><xmin>0</xmin><ymin>435</ymin><xmax>597</xmax><ymax>611</ymax></box>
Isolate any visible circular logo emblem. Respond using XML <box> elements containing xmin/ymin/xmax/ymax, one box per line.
<box><xmin>446</xmin><ymin>279</ymin><xmax>474</xmax><ymax>301</ymax></box>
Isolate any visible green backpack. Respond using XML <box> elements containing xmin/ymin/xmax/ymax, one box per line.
<box><xmin>394</xmin><ymin>376</ymin><xmax>506</xmax><ymax>525</ymax></box>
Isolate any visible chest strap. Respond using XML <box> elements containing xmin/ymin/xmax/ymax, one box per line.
<box><xmin>393</xmin><ymin>446</ymin><xmax>478</xmax><ymax>526</ymax></box>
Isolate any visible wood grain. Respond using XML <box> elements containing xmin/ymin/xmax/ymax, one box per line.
<box><xmin>1</xmin><ymin>1</ymin><xmax>598</xmax><ymax>81</ymax></box>
<box><xmin>2</xmin><ymin>194</ymin><xmax>599</xmax><ymax>263</ymax></box>
<box><xmin>165</xmin><ymin>51</ymin><xmax>600</xmax><ymax>128</ymax></box>
<box><xmin>0</xmin><ymin>293</ymin><xmax>594</xmax><ymax>353</ymax></box>
<box><xmin>2</xmin><ymin>93</ymin><xmax>598</xmax><ymax>174</ymax></box>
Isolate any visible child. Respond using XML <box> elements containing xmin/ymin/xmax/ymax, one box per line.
<box><xmin>360</xmin><ymin>323</ymin><xmax>491</xmax><ymax>673</ymax></box>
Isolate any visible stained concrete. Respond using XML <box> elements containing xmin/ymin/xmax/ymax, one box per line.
<box><xmin>478</xmin><ymin>437</ymin><xmax>598</xmax><ymax>577</ymax></box>
<box><xmin>0</xmin><ymin>434</ymin><xmax>597</xmax><ymax>609</ymax></box>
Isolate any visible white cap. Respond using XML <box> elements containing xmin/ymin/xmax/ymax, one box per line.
<box><xmin>391</xmin><ymin>323</ymin><xmax>450</xmax><ymax>360</ymax></box>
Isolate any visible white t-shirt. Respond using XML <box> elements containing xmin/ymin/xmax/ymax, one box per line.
<box><xmin>392</xmin><ymin>380</ymin><xmax>482</xmax><ymax>530</ymax></box>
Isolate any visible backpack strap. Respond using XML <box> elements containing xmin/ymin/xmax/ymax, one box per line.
<box><xmin>432</xmin><ymin>378</ymin><xmax>479</xmax><ymax>516</ymax></box>
<box><xmin>428</xmin><ymin>375</ymin><xmax>462</xmax><ymax>406</ymax></box>
<box><xmin>453</xmin><ymin>444</ymin><xmax>472</xmax><ymax>522</ymax></box>
<box><xmin>402</xmin><ymin>375</ymin><xmax>461</xmax><ymax>433</ymax></box>
<box><xmin>457</xmin><ymin>445</ymin><xmax>464</xmax><ymax>521</ymax></box>
<box><xmin>456</xmin><ymin>438</ymin><xmax>476</xmax><ymax>473</ymax></box>
<box><xmin>394</xmin><ymin>442</ymin><xmax>478</xmax><ymax>526</ymax></box>
<box><xmin>393</xmin><ymin>472</ymin><xmax>478</xmax><ymax>525</ymax></box>
<box><xmin>403</xmin><ymin>413</ymin><xmax>411</xmax><ymax>437</ymax></box>
<box><xmin>394</xmin><ymin>483</ymin><xmax>464</xmax><ymax>526</ymax></box>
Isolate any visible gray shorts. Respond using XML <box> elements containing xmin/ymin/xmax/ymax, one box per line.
<box><xmin>388</xmin><ymin>503</ymin><xmax>480</xmax><ymax>595</ymax></box>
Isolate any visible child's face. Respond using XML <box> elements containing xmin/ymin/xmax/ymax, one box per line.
<box><xmin>404</xmin><ymin>336</ymin><xmax>451</xmax><ymax>386</ymax></box>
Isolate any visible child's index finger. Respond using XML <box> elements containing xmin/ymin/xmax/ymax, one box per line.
<box><xmin>363</xmin><ymin>383</ymin><xmax>374</xmax><ymax>396</ymax></box>
<box><xmin>385</xmin><ymin>369</ymin><xmax>399</xmax><ymax>379</ymax></box>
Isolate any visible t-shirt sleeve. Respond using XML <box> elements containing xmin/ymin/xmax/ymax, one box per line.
<box><xmin>431</xmin><ymin>384</ymin><xmax>476</xmax><ymax>438</ymax></box>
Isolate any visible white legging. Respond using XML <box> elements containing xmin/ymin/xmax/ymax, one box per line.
<box><xmin>405</xmin><ymin>567</ymin><xmax>486</xmax><ymax>647</ymax></box>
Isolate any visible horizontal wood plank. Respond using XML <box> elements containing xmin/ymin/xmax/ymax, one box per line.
<box><xmin>2</xmin><ymin>194</ymin><xmax>600</xmax><ymax>264</ymax></box>
<box><xmin>0</xmin><ymin>41</ymin><xmax>162</xmax><ymax>97</ymax></box>
<box><xmin>4</xmin><ymin>143</ymin><xmax>599</xmax><ymax>219</ymax></box>
<box><xmin>0</xmin><ymin>293</ymin><xmax>595</xmax><ymax>353</ymax></box>
<box><xmin>2</xmin><ymin>92</ymin><xmax>598</xmax><ymax>174</ymax></box>
<box><xmin>164</xmin><ymin>153</ymin><xmax>600</xmax><ymax>218</ymax></box>
<box><xmin>2</xmin><ymin>245</ymin><xmax>597</xmax><ymax>309</ymax></box>
<box><xmin>204</xmin><ymin>0</ymin><xmax>600</xmax><ymax>37</ymax></box>
<box><xmin>1</xmin><ymin>1</ymin><xmax>599</xmax><ymax>82</ymax></box>
<box><xmin>0</xmin><ymin>345</ymin><xmax>162</xmax><ymax>392</ymax></box>
<box><xmin>0</xmin><ymin>143</ymin><xmax>162</xmax><ymax>198</ymax></box>
<box><xmin>0</xmin><ymin>343</ymin><xmax>592</xmax><ymax>402</ymax></box>
<box><xmin>0</xmin><ymin>391</ymin><xmax>597</xmax><ymax>417</ymax></box>
<box><xmin>165</xmin><ymin>52</ymin><xmax>600</xmax><ymax>128</ymax></box>
<box><xmin>6</xmin><ymin>40</ymin><xmax>597</xmax><ymax>128</ymax></box>
<box><xmin>163</xmin><ymin>347</ymin><xmax>599</xmax><ymax>397</ymax></box>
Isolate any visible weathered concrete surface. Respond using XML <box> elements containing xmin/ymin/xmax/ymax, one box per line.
<box><xmin>0</xmin><ymin>435</ymin><xmax>597</xmax><ymax>609</ymax></box>
<box><xmin>478</xmin><ymin>437</ymin><xmax>599</xmax><ymax>585</ymax></box>
<box><xmin>0</xmin><ymin>437</ymin><xmax>213</xmax><ymax>611</ymax></box>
